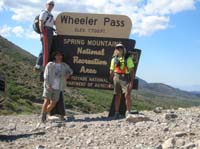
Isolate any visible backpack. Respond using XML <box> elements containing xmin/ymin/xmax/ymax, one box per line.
<box><xmin>33</xmin><ymin>11</ymin><xmax>49</xmax><ymax>34</ymax></box>
<box><xmin>113</xmin><ymin>54</ymin><xmax>131</xmax><ymax>68</ymax></box>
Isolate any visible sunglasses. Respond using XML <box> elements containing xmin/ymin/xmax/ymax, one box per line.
<box><xmin>116</xmin><ymin>46</ymin><xmax>124</xmax><ymax>49</ymax></box>
<box><xmin>48</xmin><ymin>3</ymin><xmax>54</xmax><ymax>6</ymax></box>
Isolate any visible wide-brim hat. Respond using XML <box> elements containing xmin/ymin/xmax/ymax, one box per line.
<box><xmin>115</xmin><ymin>43</ymin><xmax>124</xmax><ymax>49</ymax></box>
<box><xmin>46</xmin><ymin>0</ymin><xmax>54</xmax><ymax>5</ymax></box>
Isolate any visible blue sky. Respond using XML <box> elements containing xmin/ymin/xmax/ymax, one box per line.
<box><xmin>0</xmin><ymin>0</ymin><xmax>200</xmax><ymax>91</ymax></box>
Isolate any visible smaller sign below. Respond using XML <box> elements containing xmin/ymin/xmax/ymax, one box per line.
<box><xmin>56</xmin><ymin>12</ymin><xmax>132</xmax><ymax>38</ymax></box>
<box><xmin>67</xmin><ymin>75</ymin><xmax>139</xmax><ymax>90</ymax></box>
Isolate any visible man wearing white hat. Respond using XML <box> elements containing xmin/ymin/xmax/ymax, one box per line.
<box><xmin>110</xmin><ymin>43</ymin><xmax>135</xmax><ymax>120</ymax></box>
<box><xmin>35</xmin><ymin>0</ymin><xmax>55</xmax><ymax>70</ymax></box>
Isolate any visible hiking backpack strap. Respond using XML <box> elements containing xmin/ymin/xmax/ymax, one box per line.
<box><xmin>43</xmin><ymin>10</ymin><xmax>50</xmax><ymax>26</ymax></box>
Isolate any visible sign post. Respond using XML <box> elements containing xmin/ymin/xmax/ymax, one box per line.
<box><xmin>0</xmin><ymin>72</ymin><xmax>6</xmax><ymax>93</ymax></box>
<box><xmin>43</xmin><ymin>29</ymin><xmax>49</xmax><ymax>67</ymax></box>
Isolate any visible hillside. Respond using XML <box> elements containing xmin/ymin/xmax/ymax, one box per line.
<box><xmin>0</xmin><ymin>35</ymin><xmax>200</xmax><ymax>115</ymax></box>
<box><xmin>139</xmin><ymin>78</ymin><xmax>200</xmax><ymax>98</ymax></box>
<box><xmin>0</xmin><ymin>35</ymin><xmax>42</xmax><ymax>114</ymax></box>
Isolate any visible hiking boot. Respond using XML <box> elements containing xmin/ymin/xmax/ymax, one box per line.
<box><xmin>126</xmin><ymin>111</ymin><xmax>134</xmax><ymax>121</ymax></box>
<box><xmin>59</xmin><ymin>115</ymin><xmax>65</xmax><ymax>122</ymax></box>
<box><xmin>41</xmin><ymin>113</ymin><xmax>47</xmax><ymax>123</ymax></box>
<box><xmin>113</xmin><ymin>112</ymin><xmax>121</xmax><ymax>120</ymax></box>
<box><xmin>34</xmin><ymin>65</ymin><xmax>41</xmax><ymax>72</ymax></box>
<box><xmin>132</xmin><ymin>110</ymin><xmax>139</xmax><ymax>115</ymax></box>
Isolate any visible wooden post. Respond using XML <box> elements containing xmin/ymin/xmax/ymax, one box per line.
<box><xmin>0</xmin><ymin>72</ymin><xmax>6</xmax><ymax>93</ymax></box>
<box><xmin>39</xmin><ymin>29</ymin><xmax>48</xmax><ymax>82</ymax></box>
<box><xmin>43</xmin><ymin>28</ymin><xmax>48</xmax><ymax>67</ymax></box>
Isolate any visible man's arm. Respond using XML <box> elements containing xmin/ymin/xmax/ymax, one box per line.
<box><xmin>39</xmin><ymin>11</ymin><xmax>48</xmax><ymax>34</ymax></box>
<box><xmin>129</xmin><ymin>68</ymin><xmax>135</xmax><ymax>83</ymax></box>
<box><xmin>127</xmin><ymin>57</ymin><xmax>135</xmax><ymax>89</ymax></box>
<box><xmin>109</xmin><ymin>58</ymin><xmax>115</xmax><ymax>82</ymax></box>
<box><xmin>39</xmin><ymin>20</ymin><xmax>44</xmax><ymax>33</ymax></box>
<box><xmin>44</xmin><ymin>63</ymin><xmax>52</xmax><ymax>89</ymax></box>
<box><xmin>64</xmin><ymin>63</ymin><xmax>73</xmax><ymax>80</ymax></box>
<box><xmin>65</xmin><ymin>64</ymin><xmax>73</xmax><ymax>75</ymax></box>
<box><xmin>109</xmin><ymin>70</ymin><xmax>114</xmax><ymax>82</ymax></box>
<box><xmin>127</xmin><ymin>57</ymin><xmax>135</xmax><ymax>82</ymax></box>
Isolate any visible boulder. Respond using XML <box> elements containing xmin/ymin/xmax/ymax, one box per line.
<box><xmin>154</xmin><ymin>107</ymin><xmax>163</xmax><ymax>113</ymax></box>
<box><xmin>126</xmin><ymin>114</ymin><xmax>151</xmax><ymax>123</ymax></box>
<box><xmin>162</xmin><ymin>138</ymin><xmax>176</xmax><ymax>149</ymax></box>
<box><xmin>164</xmin><ymin>112</ymin><xmax>178</xmax><ymax>120</ymax></box>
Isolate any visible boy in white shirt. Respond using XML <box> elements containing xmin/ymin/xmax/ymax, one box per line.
<box><xmin>41</xmin><ymin>51</ymin><xmax>73</xmax><ymax>123</ymax></box>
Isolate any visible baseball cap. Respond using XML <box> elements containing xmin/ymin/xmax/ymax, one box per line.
<box><xmin>46</xmin><ymin>0</ymin><xmax>54</xmax><ymax>5</ymax></box>
<box><xmin>115</xmin><ymin>43</ymin><xmax>124</xmax><ymax>50</ymax></box>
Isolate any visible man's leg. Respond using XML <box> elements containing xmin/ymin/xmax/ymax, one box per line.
<box><xmin>42</xmin><ymin>98</ymin><xmax>50</xmax><ymax>113</ymax></box>
<box><xmin>121</xmin><ymin>80</ymin><xmax>132</xmax><ymax>116</ymax></box>
<box><xmin>35</xmin><ymin>37</ymin><xmax>44</xmax><ymax>69</ymax></box>
<box><xmin>115</xmin><ymin>94</ymin><xmax>121</xmax><ymax>113</ymax></box>
<box><xmin>113</xmin><ymin>77</ymin><xmax>121</xmax><ymax>116</ymax></box>
<box><xmin>46</xmin><ymin>100</ymin><xmax>57</xmax><ymax>113</ymax></box>
<box><xmin>41</xmin><ymin>98</ymin><xmax>49</xmax><ymax>122</ymax></box>
<box><xmin>46</xmin><ymin>90</ymin><xmax>60</xmax><ymax>113</ymax></box>
<box><xmin>125</xmin><ymin>93</ymin><xmax>131</xmax><ymax>113</ymax></box>
<box><xmin>59</xmin><ymin>92</ymin><xmax>65</xmax><ymax>121</ymax></box>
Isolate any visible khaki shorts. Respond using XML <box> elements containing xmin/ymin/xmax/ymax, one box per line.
<box><xmin>113</xmin><ymin>74</ymin><xmax>131</xmax><ymax>95</ymax></box>
<box><xmin>42</xmin><ymin>88</ymin><xmax>61</xmax><ymax>102</ymax></box>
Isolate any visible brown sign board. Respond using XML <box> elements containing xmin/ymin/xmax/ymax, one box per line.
<box><xmin>51</xmin><ymin>35</ymin><xmax>141</xmax><ymax>90</ymax></box>
<box><xmin>56</xmin><ymin>12</ymin><xmax>132</xmax><ymax>38</ymax></box>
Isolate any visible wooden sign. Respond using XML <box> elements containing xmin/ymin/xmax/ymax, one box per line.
<box><xmin>51</xmin><ymin>35</ymin><xmax>141</xmax><ymax>90</ymax></box>
<box><xmin>56</xmin><ymin>12</ymin><xmax>132</xmax><ymax>38</ymax></box>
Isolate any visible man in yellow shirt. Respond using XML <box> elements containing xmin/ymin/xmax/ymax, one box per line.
<box><xmin>110</xmin><ymin>43</ymin><xmax>135</xmax><ymax>119</ymax></box>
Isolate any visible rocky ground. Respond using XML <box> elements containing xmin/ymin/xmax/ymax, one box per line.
<box><xmin>0</xmin><ymin>107</ymin><xmax>200</xmax><ymax>149</ymax></box>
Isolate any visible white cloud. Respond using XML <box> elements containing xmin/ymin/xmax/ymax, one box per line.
<box><xmin>144</xmin><ymin>0</ymin><xmax>195</xmax><ymax>15</ymax></box>
<box><xmin>133</xmin><ymin>15</ymin><xmax>170</xmax><ymax>36</ymax></box>
<box><xmin>12</xmin><ymin>26</ymin><xmax>24</xmax><ymax>37</ymax></box>
<box><xmin>0</xmin><ymin>25</ymin><xmax>39</xmax><ymax>39</ymax></box>
<box><xmin>26</xmin><ymin>30</ymin><xmax>40</xmax><ymax>39</ymax></box>
<box><xmin>0</xmin><ymin>0</ymin><xmax>199</xmax><ymax>36</ymax></box>
<box><xmin>0</xmin><ymin>0</ymin><xmax>4</xmax><ymax>11</ymax></box>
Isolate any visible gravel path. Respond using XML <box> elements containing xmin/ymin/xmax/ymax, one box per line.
<box><xmin>0</xmin><ymin>107</ymin><xmax>200</xmax><ymax>149</ymax></box>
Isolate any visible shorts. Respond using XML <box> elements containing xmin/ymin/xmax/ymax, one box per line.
<box><xmin>42</xmin><ymin>88</ymin><xmax>61</xmax><ymax>102</ymax></box>
<box><xmin>113</xmin><ymin>74</ymin><xmax>131</xmax><ymax>95</ymax></box>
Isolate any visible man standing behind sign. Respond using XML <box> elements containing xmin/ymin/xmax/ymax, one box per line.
<box><xmin>34</xmin><ymin>0</ymin><xmax>55</xmax><ymax>70</ymax></box>
<box><xmin>41</xmin><ymin>51</ymin><xmax>73</xmax><ymax>123</ymax></box>
<box><xmin>110</xmin><ymin>44</ymin><xmax>135</xmax><ymax>120</ymax></box>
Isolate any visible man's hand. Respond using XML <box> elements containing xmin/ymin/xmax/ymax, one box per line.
<box><xmin>65</xmin><ymin>73</ymin><xmax>71</xmax><ymax>80</ymax></box>
<box><xmin>128</xmin><ymin>81</ymin><xmax>133</xmax><ymax>90</ymax></box>
<box><xmin>47</xmin><ymin>85</ymin><xmax>53</xmax><ymax>91</ymax></box>
<box><xmin>109</xmin><ymin>71</ymin><xmax>114</xmax><ymax>82</ymax></box>
<box><xmin>40</xmin><ymin>33</ymin><xmax>44</xmax><ymax>40</ymax></box>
